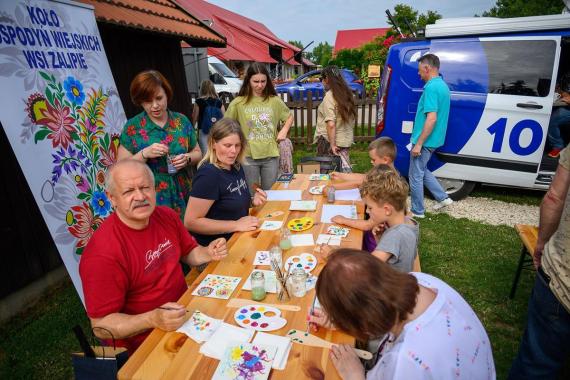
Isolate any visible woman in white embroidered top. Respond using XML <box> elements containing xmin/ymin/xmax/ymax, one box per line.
<box><xmin>309</xmin><ymin>249</ymin><xmax>496</xmax><ymax>380</ymax></box>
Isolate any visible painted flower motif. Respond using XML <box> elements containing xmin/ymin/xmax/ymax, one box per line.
<box><xmin>68</xmin><ymin>202</ymin><xmax>103</xmax><ymax>251</ymax></box>
<box><xmin>63</xmin><ymin>76</ymin><xmax>86</xmax><ymax>105</ymax></box>
<box><xmin>51</xmin><ymin>145</ymin><xmax>90</xmax><ymax>183</ymax></box>
<box><xmin>74</xmin><ymin>174</ymin><xmax>90</xmax><ymax>192</ymax></box>
<box><xmin>100</xmin><ymin>134</ymin><xmax>119</xmax><ymax>167</ymax></box>
<box><xmin>140</xmin><ymin>117</ymin><xmax>146</xmax><ymax>127</ymax></box>
<box><xmin>25</xmin><ymin>93</ymin><xmax>48</xmax><ymax>124</ymax></box>
<box><xmin>85</xmin><ymin>117</ymin><xmax>97</xmax><ymax>133</ymax></box>
<box><xmin>161</xmin><ymin>134</ymin><xmax>174</xmax><ymax>145</ymax></box>
<box><xmin>127</xmin><ymin>125</ymin><xmax>136</xmax><ymax>136</ymax></box>
<box><xmin>139</xmin><ymin>129</ymin><xmax>149</xmax><ymax>141</ymax></box>
<box><xmin>158</xmin><ymin>181</ymin><xmax>168</xmax><ymax>191</ymax></box>
<box><xmin>37</xmin><ymin>99</ymin><xmax>75</xmax><ymax>149</ymax></box>
<box><xmin>91</xmin><ymin>191</ymin><xmax>111</xmax><ymax>216</ymax></box>
<box><xmin>178</xmin><ymin>136</ymin><xmax>187</xmax><ymax>148</ymax></box>
<box><xmin>169</xmin><ymin>117</ymin><xmax>181</xmax><ymax>129</ymax></box>
<box><xmin>258</xmin><ymin>113</ymin><xmax>270</xmax><ymax>122</ymax></box>
<box><xmin>96</xmin><ymin>170</ymin><xmax>106</xmax><ymax>186</ymax></box>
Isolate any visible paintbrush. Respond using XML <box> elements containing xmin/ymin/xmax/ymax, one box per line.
<box><xmin>158</xmin><ymin>306</ymin><xmax>190</xmax><ymax>313</ymax></box>
<box><xmin>270</xmin><ymin>257</ymin><xmax>291</xmax><ymax>300</ymax></box>
<box><xmin>279</xmin><ymin>261</ymin><xmax>294</xmax><ymax>300</ymax></box>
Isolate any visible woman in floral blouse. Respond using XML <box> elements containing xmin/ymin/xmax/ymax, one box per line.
<box><xmin>118</xmin><ymin>70</ymin><xmax>201</xmax><ymax>218</ymax></box>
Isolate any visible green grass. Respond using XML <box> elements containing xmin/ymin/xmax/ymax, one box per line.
<box><xmin>418</xmin><ymin>213</ymin><xmax>533</xmax><ymax>378</ymax></box>
<box><xmin>0</xmin><ymin>281</ymin><xmax>90</xmax><ymax>379</ymax></box>
<box><xmin>0</xmin><ymin>145</ymin><xmax>536</xmax><ymax>379</ymax></box>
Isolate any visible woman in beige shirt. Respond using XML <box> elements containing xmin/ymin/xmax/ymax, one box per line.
<box><xmin>314</xmin><ymin>66</ymin><xmax>357</xmax><ymax>172</ymax></box>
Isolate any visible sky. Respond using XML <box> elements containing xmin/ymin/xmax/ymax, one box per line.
<box><xmin>207</xmin><ymin>0</ymin><xmax>498</xmax><ymax>48</ymax></box>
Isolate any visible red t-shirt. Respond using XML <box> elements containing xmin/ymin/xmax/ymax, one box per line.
<box><xmin>79</xmin><ymin>206</ymin><xmax>198</xmax><ymax>351</ymax></box>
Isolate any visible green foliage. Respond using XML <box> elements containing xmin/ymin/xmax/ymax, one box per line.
<box><xmin>388</xmin><ymin>3</ymin><xmax>441</xmax><ymax>35</ymax></box>
<box><xmin>310</xmin><ymin>41</ymin><xmax>333</xmax><ymax>67</ymax></box>
<box><xmin>481</xmin><ymin>0</ymin><xmax>565</xmax><ymax>17</ymax></box>
<box><xmin>288</xmin><ymin>40</ymin><xmax>303</xmax><ymax>49</ymax></box>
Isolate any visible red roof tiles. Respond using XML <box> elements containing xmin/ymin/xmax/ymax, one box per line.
<box><xmin>178</xmin><ymin>0</ymin><xmax>305</xmax><ymax>64</ymax></box>
<box><xmin>77</xmin><ymin>0</ymin><xmax>225</xmax><ymax>47</ymax></box>
<box><xmin>334</xmin><ymin>28</ymin><xmax>390</xmax><ymax>53</ymax></box>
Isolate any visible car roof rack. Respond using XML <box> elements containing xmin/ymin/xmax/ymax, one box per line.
<box><xmin>425</xmin><ymin>14</ymin><xmax>570</xmax><ymax>38</ymax></box>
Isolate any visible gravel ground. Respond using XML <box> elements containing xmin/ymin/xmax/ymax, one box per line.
<box><xmin>419</xmin><ymin>197</ymin><xmax>539</xmax><ymax>227</ymax></box>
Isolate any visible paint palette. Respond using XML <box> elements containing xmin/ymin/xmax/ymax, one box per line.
<box><xmin>234</xmin><ymin>305</ymin><xmax>287</xmax><ymax>332</ymax></box>
<box><xmin>309</xmin><ymin>185</ymin><xmax>325</xmax><ymax>195</ymax></box>
<box><xmin>287</xmin><ymin>217</ymin><xmax>314</xmax><ymax>232</ymax></box>
<box><xmin>285</xmin><ymin>253</ymin><xmax>317</xmax><ymax>273</ymax></box>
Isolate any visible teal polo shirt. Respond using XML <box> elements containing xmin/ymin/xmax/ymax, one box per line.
<box><xmin>411</xmin><ymin>76</ymin><xmax>451</xmax><ymax>149</ymax></box>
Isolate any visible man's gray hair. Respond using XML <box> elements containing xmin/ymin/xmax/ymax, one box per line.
<box><xmin>418</xmin><ymin>53</ymin><xmax>440</xmax><ymax>69</ymax></box>
<box><xmin>105</xmin><ymin>159</ymin><xmax>155</xmax><ymax>194</ymax></box>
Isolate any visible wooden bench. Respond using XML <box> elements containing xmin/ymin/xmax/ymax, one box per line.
<box><xmin>510</xmin><ymin>224</ymin><xmax>538</xmax><ymax>299</ymax></box>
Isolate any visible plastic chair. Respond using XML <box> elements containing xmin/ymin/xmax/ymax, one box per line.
<box><xmin>299</xmin><ymin>156</ymin><xmax>341</xmax><ymax>174</ymax></box>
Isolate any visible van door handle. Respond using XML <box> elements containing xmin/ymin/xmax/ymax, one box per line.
<box><xmin>516</xmin><ymin>103</ymin><xmax>543</xmax><ymax>109</ymax></box>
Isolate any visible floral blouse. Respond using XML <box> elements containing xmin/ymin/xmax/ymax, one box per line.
<box><xmin>119</xmin><ymin>110</ymin><xmax>197</xmax><ymax>218</ymax></box>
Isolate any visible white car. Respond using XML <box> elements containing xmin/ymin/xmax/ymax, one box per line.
<box><xmin>208</xmin><ymin>56</ymin><xmax>242</xmax><ymax>98</ymax></box>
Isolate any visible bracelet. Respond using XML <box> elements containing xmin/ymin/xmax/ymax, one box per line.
<box><xmin>141</xmin><ymin>148</ymin><xmax>147</xmax><ymax>159</ymax></box>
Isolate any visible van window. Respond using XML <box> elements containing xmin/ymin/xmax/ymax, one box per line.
<box><xmin>482</xmin><ymin>40</ymin><xmax>556</xmax><ymax>97</ymax></box>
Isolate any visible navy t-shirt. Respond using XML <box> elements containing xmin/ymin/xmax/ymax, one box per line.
<box><xmin>189</xmin><ymin>163</ymin><xmax>250</xmax><ymax>245</ymax></box>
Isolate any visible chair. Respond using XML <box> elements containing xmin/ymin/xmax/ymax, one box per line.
<box><xmin>299</xmin><ymin>156</ymin><xmax>341</xmax><ymax>174</ymax></box>
<box><xmin>510</xmin><ymin>224</ymin><xmax>538</xmax><ymax>299</ymax></box>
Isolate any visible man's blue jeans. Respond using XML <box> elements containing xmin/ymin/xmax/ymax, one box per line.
<box><xmin>547</xmin><ymin>106</ymin><xmax>570</xmax><ymax>149</ymax></box>
<box><xmin>408</xmin><ymin>146</ymin><xmax>448</xmax><ymax>215</ymax></box>
<box><xmin>508</xmin><ymin>272</ymin><xmax>570</xmax><ymax>379</ymax></box>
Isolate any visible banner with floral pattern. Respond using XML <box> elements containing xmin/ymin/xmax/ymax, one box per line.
<box><xmin>0</xmin><ymin>0</ymin><xmax>125</xmax><ymax>302</ymax></box>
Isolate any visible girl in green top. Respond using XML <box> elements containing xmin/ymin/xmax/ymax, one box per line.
<box><xmin>118</xmin><ymin>70</ymin><xmax>202</xmax><ymax>219</ymax></box>
<box><xmin>225</xmin><ymin>63</ymin><xmax>293</xmax><ymax>194</ymax></box>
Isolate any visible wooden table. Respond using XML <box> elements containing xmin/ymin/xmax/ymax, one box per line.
<box><xmin>118</xmin><ymin>174</ymin><xmax>365</xmax><ymax>380</ymax></box>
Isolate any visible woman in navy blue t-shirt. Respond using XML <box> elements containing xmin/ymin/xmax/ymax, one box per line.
<box><xmin>184</xmin><ymin>118</ymin><xmax>267</xmax><ymax>246</ymax></box>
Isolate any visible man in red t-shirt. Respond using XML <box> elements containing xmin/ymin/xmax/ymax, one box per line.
<box><xmin>79</xmin><ymin>159</ymin><xmax>227</xmax><ymax>352</ymax></box>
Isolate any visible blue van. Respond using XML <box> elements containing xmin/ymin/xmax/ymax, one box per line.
<box><xmin>376</xmin><ymin>14</ymin><xmax>570</xmax><ymax>199</ymax></box>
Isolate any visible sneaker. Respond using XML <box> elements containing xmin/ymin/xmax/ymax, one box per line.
<box><xmin>433</xmin><ymin>197</ymin><xmax>453</xmax><ymax>211</ymax></box>
<box><xmin>411</xmin><ymin>213</ymin><xmax>425</xmax><ymax>219</ymax></box>
<box><xmin>547</xmin><ymin>148</ymin><xmax>562</xmax><ymax>158</ymax></box>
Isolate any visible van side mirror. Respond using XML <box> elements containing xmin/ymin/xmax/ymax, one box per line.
<box><xmin>210</xmin><ymin>72</ymin><xmax>226</xmax><ymax>85</ymax></box>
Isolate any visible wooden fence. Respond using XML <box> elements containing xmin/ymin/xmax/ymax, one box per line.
<box><xmin>189</xmin><ymin>91</ymin><xmax>377</xmax><ymax>146</ymax></box>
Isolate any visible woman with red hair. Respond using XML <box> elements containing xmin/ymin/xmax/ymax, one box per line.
<box><xmin>118</xmin><ymin>70</ymin><xmax>201</xmax><ymax>218</ymax></box>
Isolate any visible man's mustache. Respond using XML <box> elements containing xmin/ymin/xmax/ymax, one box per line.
<box><xmin>132</xmin><ymin>200</ymin><xmax>150</xmax><ymax>209</ymax></box>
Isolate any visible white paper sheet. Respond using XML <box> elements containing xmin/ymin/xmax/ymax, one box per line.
<box><xmin>253</xmin><ymin>251</ymin><xmax>271</xmax><ymax>265</ymax></box>
<box><xmin>199</xmin><ymin>322</ymin><xmax>255</xmax><ymax>360</ymax></box>
<box><xmin>290</xmin><ymin>234</ymin><xmax>315</xmax><ymax>247</ymax></box>
<box><xmin>252</xmin><ymin>332</ymin><xmax>293</xmax><ymax>370</ymax></box>
<box><xmin>316</xmin><ymin>234</ymin><xmax>341</xmax><ymax>246</ymax></box>
<box><xmin>260</xmin><ymin>220</ymin><xmax>283</xmax><ymax>231</ymax></box>
<box><xmin>334</xmin><ymin>188</ymin><xmax>361</xmax><ymax>201</ymax></box>
<box><xmin>289</xmin><ymin>200</ymin><xmax>317</xmax><ymax>211</ymax></box>
<box><xmin>176</xmin><ymin>310</ymin><xmax>222</xmax><ymax>343</ymax></box>
<box><xmin>320</xmin><ymin>205</ymin><xmax>358</xmax><ymax>223</ymax></box>
<box><xmin>265</xmin><ymin>190</ymin><xmax>303</xmax><ymax>201</ymax></box>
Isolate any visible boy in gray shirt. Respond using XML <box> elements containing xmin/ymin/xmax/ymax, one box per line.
<box><xmin>360</xmin><ymin>166</ymin><xmax>419</xmax><ymax>272</ymax></box>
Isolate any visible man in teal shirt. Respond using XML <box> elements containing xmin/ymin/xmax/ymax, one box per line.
<box><xmin>409</xmin><ymin>53</ymin><xmax>453</xmax><ymax>218</ymax></box>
